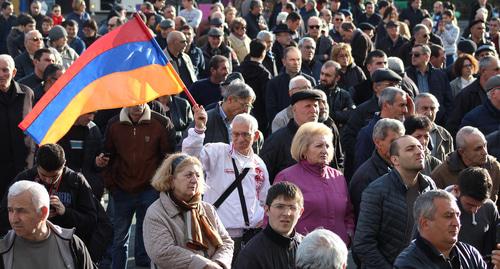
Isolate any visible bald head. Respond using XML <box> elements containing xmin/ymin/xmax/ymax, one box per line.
<box><xmin>167</xmin><ymin>31</ymin><xmax>187</xmax><ymax>56</ymax></box>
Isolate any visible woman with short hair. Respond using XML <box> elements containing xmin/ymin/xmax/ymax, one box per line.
<box><xmin>450</xmin><ymin>54</ymin><xmax>479</xmax><ymax>97</ymax></box>
<box><xmin>143</xmin><ymin>153</ymin><xmax>234</xmax><ymax>269</ymax></box>
<box><xmin>331</xmin><ymin>42</ymin><xmax>366</xmax><ymax>90</ymax></box>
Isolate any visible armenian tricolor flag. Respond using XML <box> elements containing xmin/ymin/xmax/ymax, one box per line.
<box><xmin>19</xmin><ymin>14</ymin><xmax>188</xmax><ymax>145</ymax></box>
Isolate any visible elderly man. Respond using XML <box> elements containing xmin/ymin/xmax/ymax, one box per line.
<box><xmin>296</xmin><ymin>229</ymin><xmax>348</xmax><ymax>269</ymax></box>
<box><xmin>18</xmin><ymin>48</ymin><xmax>55</xmax><ymax>89</ymax></box>
<box><xmin>261</xmin><ymin>90</ymin><xmax>322</xmax><ymax>182</ymax></box>
<box><xmin>394</xmin><ymin>190</ymin><xmax>487</xmax><ymax>268</ymax></box>
<box><xmin>183</xmin><ymin>104</ymin><xmax>270</xmax><ymax>262</ymax></box>
<box><xmin>406</xmin><ymin>44</ymin><xmax>453</xmax><ymax>125</ymax></box>
<box><xmin>0</xmin><ymin>54</ymin><xmax>34</xmax><ymax>199</ymax></box>
<box><xmin>266</xmin><ymin>46</ymin><xmax>316</xmax><ymax>123</ymax></box>
<box><xmin>245</xmin><ymin>0</ymin><xmax>267</xmax><ymax>39</ymax></box>
<box><xmin>271</xmin><ymin>24</ymin><xmax>293</xmax><ymax>72</ymax></box>
<box><xmin>349</xmin><ymin>118</ymin><xmax>405</xmax><ymax>219</ymax></box>
<box><xmin>305</xmin><ymin>16</ymin><xmax>334</xmax><ymax>63</ymax></box>
<box><xmin>13</xmin><ymin>30</ymin><xmax>44</xmax><ymax>80</ymax></box>
<box><xmin>272</xmin><ymin>76</ymin><xmax>312</xmax><ymax>133</ymax></box>
<box><xmin>188</xmin><ymin>55</ymin><xmax>228</xmax><ymax>107</ymax></box>
<box><xmin>201</xmin><ymin>28</ymin><xmax>239</xmax><ymax>78</ymax></box>
<box><xmin>164</xmin><ymin>31</ymin><xmax>196</xmax><ymax>89</ymax></box>
<box><xmin>299</xmin><ymin>37</ymin><xmax>322</xmax><ymax>82</ymax></box>
<box><xmin>376</xmin><ymin>21</ymin><xmax>409</xmax><ymax>58</ymax></box>
<box><xmin>461</xmin><ymin>75</ymin><xmax>500</xmax><ymax>135</ymax></box>
<box><xmin>2</xmin><ymin>180</ymin><xmax>94</xmax><ymax>268</ymax></box>
<box><xmin>448</xmin><ymin>56</ymin><xmax>500</xmax><ymax>136</ymax></box>
<box><xmin>48</xmin><ymin>25</ymin><xmax>78</xmax><ymax>69</ymax></box>
<box><xmin>155</xmin><ymin>19</ymin><xmax>175</xmax><ymax>49</ymax></box>
<box><xmin>101</xmin><ymin>103</ymin><xmax>176</xmax><ymax>268</ymax></box>
<box><xmin>256</xmin><ymin>30</ymin><xmax>278</xmax><ymax>77</ymax></box>
<box><xmin>415</xmin><ymin>93</ymin><xmax>453</xmax><ymax>162</ymax></box>
<box><xmin>340</xmin><ymin>21</ymin><xmax>373</xmax><ymax>68</ymax></box>
<box><xmin>353</xmin><ymin>135</ymin><xmax>437</xmax><ymax>268</ymax></box>
<box><xmin>431</xmin><ymin>126</ymin><xmax>500</xmax><ymax>205</ymax></box>
<box><xmin>235</xmin><ymin>182</ymin><xmax>304</xmax><ymax>268</ymax></box>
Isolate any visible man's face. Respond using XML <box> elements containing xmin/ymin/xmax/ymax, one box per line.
<box><xmin>287</xmin><ymin>19</ymin><xmax>301</xmax><ymax>31</ymax></box>
<box><xmin>211</xmin><ymin>61</ymin><xmax>229</xmax><ymax>83</ymax></box>
<box><xmin>34</xmin><ymin>53</ymin><xmax>56</xmax><ymax>74</ymax></box>
<box><xmin>30</xmin><ymin>2</ymin><xmax>41</xmax><ymax>15</ymax></box>
<box><xmin>320</xmin><ymin>10</ymin><xmax>332</xmax><ymax>24</ymax></box>
<box><xmin>383</xmin><ymin>93</ymin><xmax>407</xmax><ymax>121</ymax></box>
<box><xmin>127</xmin><ymin>104</ymin><xmax>147</xmax><ymax>122</ymax></box>
<box><xmin>411</xmin><ymin>0</ymin><xmax>421</xmax><ymax>9</ymax></box>
<box><xmin>261</xmin><ymin>37</ymin><xmax>273</xmax><ymax>52</ymax></box>
<box><xmin>276</xmin><ymin>32</ymin><xmax>291</xmax><ymax>46</ymax></box>
<box><xmin>416</xmin><ymin>97</ymin><xmax>438</xmax><ymax>122</ymax></box>
<box><xmin>320</xmin><ymin>65</ymin><xmax>337</xmax><ymax>87</ymax></box>
<box><xmin>489</xmin><ymin>20</ymin><xmax>500</xmax><ymax>35</ymax></box>
<box><xmin>155</xmin><ymin>0</ymin><xmax>166</xmax><ymax>9</ymax></box>
<box><xmin>422</xmin><ymin>198</ymin><xmax>460</xmax><ymax>253</ymax></box>
<box><xmin>160</xmin><ymin>27</ymin><xmax>173</xmax><ymax>38</ymax></box>
<box><xmin>252</xmin><ymin>1</ymin><xmax>263</xmax><ymax>15</ymax></box>
<box><xmin>392</xmin><ymin>136</ymin><xmax>425</xmax><ymax>172</ymax></box>
<box><xmin>163</xmin><ymin>6</ymin><xmax>176</xmax><ymax>19</ymax></box>
<box><xmin>459</xmin><ymin>195</ymin><xmax>484</xmax><ymax>214</ymax></box>
<box><xmin>283</xmin><ymin>49</ymin><xmax>302</xmax><ymax>74</ymax></box>
<box><xmin>52</xmin><ymin>37</ymin><xmax>68</xmax><ymax>50</ymax></box>
<box><xmin>37</xmin><ymin>166</ymin><xmax>63</xmax><ymax>186</ymax></box>
<box><xmin>411</xmin><ymin>47</ymin><xmax>429</xmax><ymax>67</ymax></box>
<box><xmin>471</xmin><ymin>23</ymin><xmax>486</xmax><ymax>39</ymax></box>
<box><xmin>44</xmin><ymin>69</ymin><xmax>64</xmax><ymax>90</ymax></box>
<box><xmin>266</xmin><ymin>196</ymin><xmax>303</xmax><ymax>237</ymax></box>
<box><xmin>108</xmin><ymin>17</ymin><xmax>119</xmax><ymax>31</ymax></box>
<box><xmin>367</xmin><ymin>56</ymin><xmax>388</xmax><ymax>75</ymax></box>
<box><xmin>25</xmin><ymin>32</ymin><xmax>44</xmax><ymax>54</ymax></box>
<box><xmin>340</xmin><ymin>27</ymin><xmax>353</xmax><ymax>42</ymax></box>
<box><xmin>375</xmin><ymin>130</ymin><xmax>401</xmax><ymax>161</ymax></box>
<box><xmin>431</xmin><ymin>49</ymin><xmax>446</xmax><ymax>69</ymax></box>
<box><xmin>208</xmin><ymin>35</ymin><xmax>223</xmax><ymax>49</ymax></box>
<box><xmin>42</xmin><ymin>22</ymin><xmax>53</xmax><ymax>34</ymax></box>
<box><xmin>331</xmin><ymin>0</ymin><xmax>340</xmax><ymax>12</ymax></box>
<box><xmin>231</xmin><ymin>119</ymin><xmax>257</xmax><ymax>154</ymax></box>
<box><xmin>433</xmin><ymin>2</ymin><xmax>443</xmax><ymax>14</ymax></box>
<box><xmin>8</xmin><ymin>191</ymin><xmax>46</xmax><ymax>241</ymax></box>
<box><xmin>411</xmin><ymin>128</ymin><xmax>431</xmax><ymax>148</ymax></box>
<box><xmin>366</xmin><ymin>3</ymin><xmax>374</xmax><ymax>15</ymax></box>
<box><xmin>65</xmin><ymin>25</ymin><xmax>77</xmax><ymax>38</ymax></box>
<box><xmin>481</xmin><ymin>60</ymin><xmax>500</xmax><ymax>82</ymax></box>
<box><xmin>182</xmin><ymin>29</ymin><xmax>194</xmax><ymax>45</ymax></box>
<box><xmin>414</xmin><ymin>28</ymin><xmax>430</xmax><ymax>45</ymax></box>
<box><xmin>333</xmin><ymin>14</ymin><xmax>344</xmax><ymax>30</ymax></box>
<box><xmin>293</xmin><ymin>99</ymin><xmax>319</xmax><ymax>125</ymax></box>
<box><xmin>307</xmin><ymin>18</ymin><xmax>321</xmax><ymax>38</ymax></box>
<box><xmin>0</xmin><ymin>59</ymin><xmax>15</xmax><ymax>91</ymax></box>
<box><xmin>1</xmin><ymin>4</ymin><xmax>13</xmax><ymax>17</ymax></box>
<box><xmin>459</xmin><ymin>133</ymin><xmax>488</xmax><ymax>167</ymax></box>
<box><xmin>170</xmin><ymin>33</ymin><xmax>188</xmax><ymax>54</ymax></box>
<box><xmin>387</xmin><ymin>25</ymin><xmax>399</xmax><ymax>39</ymax></box>
<box><xmin>300</xmin><ymin>40</ymin><xmax>316</xmax><ymax>62</ymax></box>
<box><xmin>25</xmin><ymin>23</ymin><xmax>36</xmax><ymax>33</ymax></box>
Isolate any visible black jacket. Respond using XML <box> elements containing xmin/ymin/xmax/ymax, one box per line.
<box><xmin>350</xmin><ymin>30</ymin><xmax>374</xmax><ymax>68</ymax></box>
<box><xmin>201</xmin><ymin>43</ymin><xmax>239</xmax><ymax>78</ymax></box>
<box><xmin>352</xmin><ymin>170</ymin><xmax>436</xmax><ymax>268</ymax></box>
<box><xmin>337</xmin><ymin>63</ymin><xmax>366</xmax><ymax>92</ymax></box>
<box><xmin>318</xmin><ymin>84</ymin><xmax>355</xmax><ymax>128</ymax></box>
<box><xmin>13</xmin><ymin>51</ymin><xmax>34</xmax><ymax>80</ymax></box>
<box><xmin>351</xmin><ymin>78</ymin><xmax>373</xmax><ymax>106</ymax></box>
<box><xmin>0</xmin><ymin>167</ymin><xmax>98</xmax><ymax>244</ymax></box>
<box><xmin>394</xmin><ymin>233</ymin><xmax>487</xmax><ymax>269</ymax></box>
<box><xmin>349</xmin><ymin>150</ymin><xmax>391</xmax><ymax>220</ymax></box>
<box><xmin>265</xmin><ymin>72</ymin><xmax>316</xmax><ymax>123</ymax></box>
<box><xmin>235</xmin><ymin>225</ymin><xmax>302</xmax><ymax>269</ymax></box>
<box><xmin>151</xmin><ymin>96</ymin><xmax>193</xmax><ymax>144</ymax></box>
<box><xmin>375</xmin><ymin>35</ymin><xmax>409</xmax><ymax>57</ymax></box>
<box><xmin>486</xmin><ymin>126</ymin><xmax>500</xmax><ymax>160</ymax></box>
<box><xmin>405</xmin><ymin>64</ymin><xmax>453</xmax><ymax>125</ymax></box>
<box><xmin>447</xmin><ymin>79</ymin><xmax>487</xmax><ymax>137</ymax></box>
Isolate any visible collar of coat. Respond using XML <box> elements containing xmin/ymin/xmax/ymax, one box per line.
<box><xmin>119</xmin><ymin>104</ymin><xmax>152</xmax><ymax>125</ymax></box>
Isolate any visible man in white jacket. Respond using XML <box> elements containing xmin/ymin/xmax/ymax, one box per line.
<box><xmin>182</xmin><ymin>100</ymin><xmax>270</xmax><ymax>262</ymax></box>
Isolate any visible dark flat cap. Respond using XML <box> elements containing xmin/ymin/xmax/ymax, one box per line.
<box><xmin>273</xmin><ymin>23</ymin><xmax>292</xmax><ymax>34</ymax></box>
<box><xmin>222</xmin><ymin>72</ymin><xmax>245</xmax><ymax>86</ymax></box>
<box><xmin>485</xmin><ymin>75</ymin><xmax>500</xmax><ymax>92</ymax></box>
<box><xmin>290</xmin><ymin>90</ymin><xmax>322</xmax><ymax>105</ymax></box>
<box><xmin>208</xmin><ymin>27</ymin><xmax>224</xmax><ymax>36</ymax></box>
<box><xmin>476</xmin><ymin>44</ymin><xmax>496</xmax><ymax>54</ymax></box>
<box><xmin>457</xmin><ymin>39</ymin><xmax>477</xmax><ymax>55</ymax></box>
<box><xmin>210</xmin><ymin>17</ymin><xmax>224</xmax><ymax>26</ymax></box>
<box><xmin>159</xmin><ymin>19</ymin><xmax>174</xmax><ymax>29</ymax></box>
<box><xmin>340</xmin><ymin>9</ymin><xmax>352</xmax><ymax>17</ymax></box>
<box><xmin>386</xmin><ymin>20</ymin><xmax>398</xmax><ymax>28</ymax></box>
<box><xmin>468</xmin><ymin>19</ymin><xmax>485</xmax><ymax>29</ymax></box>
<box><xmin>371</xmin><ymin>68</ymin><xmax>402</xmax><ymax>83</ymax></box>
<box><xmin>359</xmin><ymin>22</ymin><xmax>375</xmax><ymax>31</ymax></box>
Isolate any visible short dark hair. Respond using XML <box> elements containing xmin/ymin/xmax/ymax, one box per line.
<box><xmin>265</xmin><ymin>181</ymin><xmax>304</xmax><ymax>207</ymax></box>
<box><xmin>430</xmin><ymin>44</ymin><xmax>444</xmax><ymax>58</ymax></box>
<box><xmin>43</xmin><ymin>63</ymin><xmax>64</xmax><ymax>81</ymax></box>
<box><xmin>82</xmin><ymin>19</ymin><xmax>98</xmax><ymax>31</ymax></box>
<box><xmin>42</xmin><ymin>16</ymin><xmax>53</xmax><ymax>25</ymax></box>
<box><xmin>17</xmin><ymin>14</ymin><xmax>36</xmax><ymax>26</ymax></box>
<box><xmin>404</xmin><ymin>115</ymin><xmax>432</xmax><ymax>135</ymax></box>
<box><xmin>286</xmin><ymin>11</ymin><xmax>301</xmax><ymax>22</ymax></box>
<box><xmin>62</xmin><ymin>19</ymin><xmax>78</xmax><ymax>28</ymax></box>
<box><xmin>33</xmin><ymin>48</ymin><xmax>52</xmax><ymax>61</ymax></box>
<box><xmin>365</xmin><ymin>49</ymin><xmax>387</xmax><ymax>66</ymax></box>
<box><xmin>250</xmin><ymin>0</ymin><xmax>261</xmax><ymax>10</ymax></box>
<box><xmin>36</xmin><ymin>144</ymin><xmax>66</xmax><ymax>171</ymax></box>
<box><xmin>458</xmin><ymin>167</ymin><xmax>492</xmax><ymax>201</ymax></box>
<box><xmin>1</xmin><ymin>1</ymin><xmax>13</xmax><ymax>10</ymax></box>
<box><xmin>340</xmin><ymin>21</ymin><xmax>355</xmax><ymax>31</ymax></box>
<box><xmin>249</xmin><ymin>39</ymin><xmax>266</xmax><ymax>58</ymax></box>
<box><xmin>283</xmin><ymin>46</ymin><xmax>299</xmax><ymax>59</ymax></box>
<box><xmin>365</xmin><ymin>1</ymin><xmax>374</xmax><ymax>7</ymax></box>
<box><xmin>209</xmin><ymin>55</ymin><xmax>228</xmax><ymax>72</ymax></box>
<box><xmin>180</xmin><ymin>24</ymin><xmax>193</xmax><ymax>32</ymax></box>
<box><xmin>378</xmin><ymin>0</ymin><xmax>389</xmax><ymax>9</ymax></box>
<box><xmin>389</xmin><ymin>135</ymin><xmax>413</xmax><ymax>157</ymax></box>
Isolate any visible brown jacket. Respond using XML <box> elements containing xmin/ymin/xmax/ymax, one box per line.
<box><xmin>431</xmin><ymin>151</ymin><xmax>500</xmax><ymax>203</ymax></box>
<box><xmin>143</xmin><ymin>192</ymin><xmax>234</xmax><ymax>269</ymax></box>
<box><xmin>103</xmin><ymin>106</ymin><xmax>176</xmax><ymax>193</ymax></box>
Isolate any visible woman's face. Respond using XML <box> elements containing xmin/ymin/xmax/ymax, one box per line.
<box><xmin>226</xmin><ymin>10</ymin><xmax>236</xmax><ymax>23</ymax></box>
<box><xmin>390</xmin><ymin>9</ymin><xmax>398</xmax><ymax>20</ymax></box>
<box><xmin>304</xmin><ymin>134</ymin><xmax>332</xmax><ymax>166</ymax></box>
<box><xmin>335</xmin><ymin>49</ymin><xmax>350</xmax><ymax>67</ymax></box>
<box><xmin>461</xmin><ymin>59</ymin><xmax>474</xmax><ymax>78</ymax></box>
<box><xmin>172</xmin><ymin>163</ymin><xmax>203</xmax><ymax>201</ymax></box>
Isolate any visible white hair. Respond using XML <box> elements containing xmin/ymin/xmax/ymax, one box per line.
<box><xmin>231</xmin><ymin>113</ymin><xmax>259</xmax><ymax>133</ymax></box>
<box><xmin>0</xmin><ymin>54</ymin><xmax>15</xmax><ymax>71</ymax></box>
<box><xmin>296</xmin><ymin>229</ymin><xmax>348</xmax><ymax>269</ymax></box>
<box><xmin>289</xmin><ymin>75</ymin><xmax>311</xmax><ymax>91</ymax></box>
<box><xmin>456</xmin><ymin>126</ymin><xmax>485</xmax><ymax>149</ymax></box>
<box><xmin>276</xmin><ymin>12</ymin><xmax>289</xmax><ymax>25</ymax></box>
<box><xmin>8</xmin><ymin>180</ymin><xmax>50</xmax><ymax>213</ymax></box>
<box><xmin>298</xmin><ymin>37</ymin><xmax>315</xmax><ymax>48</ymax></box>
<box><xmin>415</xmin><ymin>93</ymin><xmax>440</xmax><ymax>110</ymax></box>
<box><xmin>257</xmin><ymin>30</ymin><xmax>275</xmax><ymax>42</ymax></box>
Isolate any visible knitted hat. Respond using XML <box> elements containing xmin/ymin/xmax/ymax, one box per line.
<box><xmin>48</xmin><ymin>25</ymin><xmax>67</xmax><ymax>41</ymax></box>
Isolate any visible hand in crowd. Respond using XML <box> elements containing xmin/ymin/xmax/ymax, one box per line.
<box><xmin>204</xmin><ymin>261</ymin><xmax>223</xmax><ymax>269</ymax></box>
<box><xmin>193</xmin><ymin>104</ymin><xmax>208</xmax><ymax>130</ymax></box>
<box><xmin>493</xmin><ymin>244</ymin><xmax>500</xmax><ymax>269</ymax></box>
<box><xmin>49</xmin><ymin>195</ymin><xmax>65</xmax><ymax>217</ymax></box>
<box><xmin>95</xmin><ymin>153</ymin><xmax>110</xmax><ymax>168</ymax></box>
<box><xmin>405</xmin><ymin>94</ymin><xmax>415</xmax><ymax>117</ymax></box>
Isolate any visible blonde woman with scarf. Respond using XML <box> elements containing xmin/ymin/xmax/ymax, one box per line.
<box><xmin>143</xmin><ymin>153</ymin><xmax>234</xmax><ymax>269</ymax></box>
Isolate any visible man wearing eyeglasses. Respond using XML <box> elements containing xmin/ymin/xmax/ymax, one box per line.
<box><xmin>405</xmin><ymin>44</ymin><xmax>453</xmax><ymax>125</ymax></box>
<box><xmin>183</xmin><ymin>101</ymin><xmax>270</xmax><ymax>264</ymax></box>
<box><xmin>13</xmin><ymin>30</ymin><xmax>44</xmax><ymax>80</ymax></box>
<box><xmin>235</xmin><ymin>182</ymin><xmax>304</xmax><ymax>269</ymax></box>
<box><xmin>329</xmin><ymin>12</ymin><xmax>345</xmax><ymax>43</ymax></box>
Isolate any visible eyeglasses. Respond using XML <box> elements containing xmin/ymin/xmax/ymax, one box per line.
<box><xmin>271</xmin><ymin>203</ymin><xmax>299</xmax><ymax>212</ymax></box>
<box><xmin>237</xmin><ymin>100</ymin><xmax>253</xmax><ymax>109</ymax></box>
<box><xmin>31</xmin><ymin>37</ymin><xmax>43</xmax><ymax>41</ymax></box>
<box><xmin>334</xmin><ymin>18</ymin><xmax>343</xmax><ymax>21</ymax></box>
<box><xmin>232</xmin><ymin>131</ymin><xmax>252</xmax><ymax>139</ymax></box>
<box><xmin>238</xmin><ymin>26</ymin><xmax>247</xmax><ymax>30</ymax></box>
<box><xmin>304</xmin><ymin>45</ymin><xmax>316</xmax><ymax>50</ymax></box>
<box><xmin>463</xmin><ymin>63</ymin><xmax>473</xmax><ymax>68</ymax></box>
<box><xmin>411</xmin><ymin>52</ymin><xmax>421</xmax><ymax>58</ymax></box>
<box><xmin>309</xmin><ymin>25</ymin><xmax>320</xmax><ymax>29</ymax></box>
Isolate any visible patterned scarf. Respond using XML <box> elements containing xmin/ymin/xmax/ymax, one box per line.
<box><xmin>169</xmin><ymin>192</ymin><xmax>223</xmax><ymax>251</ymax></box>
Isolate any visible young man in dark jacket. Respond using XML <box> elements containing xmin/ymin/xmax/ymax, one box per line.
<box><xmin>235</xmin><ymin>182</ymin><xmax>304</xmax><ymax>269</ymax></box>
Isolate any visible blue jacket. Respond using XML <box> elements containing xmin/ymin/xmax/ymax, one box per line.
<box><xmin>460</xmin><ymin>98</ymin><xmax>500</xmax><ymax>136</ymax></box>
<box><xmin>354</xmin><ymin>114</ymin><xmax>380</xmax><ymax>170</ymax></box>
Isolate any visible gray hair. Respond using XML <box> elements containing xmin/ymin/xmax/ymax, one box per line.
<box><xmin>0</xmin><ymin>54</ymin><xmax>15</xmax><ymax>71</ymax></box>
<box><xmin>456</xmin><ymin>126</ymin><xmax>485</xmax><ymax>149</ymax></box>
<box><xmin>8</xmin><ymin>180</ymin><xmax>50</xmax><ymax>213</ymax></box>
<box><xmin>378</xmin><ymin>87</ymin><xmax>406</xmax><ymax>107</ymax></box>
<box><xmin>222</xmin><ymin>81</ymin><xmax>256</xmax><ymax>101</ymax></box>
<box><xmin>298</xmin><ymin>37</ymin><xmax>315</xmax><ymax>48</ymax></box>
<box><xmin>231</xmin><ymin>113</ymin><xmax>259</xmax><ymax>133</ymax></box>
<box><xmin>479</xmin><ymin>56</ymin><xmax>500</xmax><ymax>74</ymax></box>
<box><xmin>413</xmin><ymin>190</ymin><xmax>457</xmax><ymax>231</ymax></box>
<box><xmin>413</xmin><ymin>24</ymin><xmax>428</xmax><ymax>35</ymax></box>
<box><xmin>289</xmin><ymin>75</ymin><xmax>312</xmax><ymax>91</ymax></box>
<box><xmin>257</xmin><ymin>30</ymin><xmax>274</xmax><ymax>42</ymax></box>
<box><xmin>414</xmin><ymin>93</ymin><xmax>440</xmax><ymax>110</ymax></box>
<box><xmin>296</xmin><ymin>229</ymin><xmax>348</xmax><ymax>269</ymax></box>
<box><xmin>387</xmin><ymin>57</ymin><xmax>405</xmax><ymax>76</ymax></box>
<box><xmin>24</xmin><ymin>30</ymin><xmax>42</xmax><ymax>43</ymax></box>
<box><xmin>276</xmin><ymin>11</ymin><xmax>289</xmax><ymax>25</ymax></box>
<box><xmin>322</xmin><ymin>60</ymin><xmax>341</xmax><ymax>71</ymax></box>
<box><xmin>372</xmin><ymin>118</ymin><xmax>405</xmax><ymax>140</ymax></box>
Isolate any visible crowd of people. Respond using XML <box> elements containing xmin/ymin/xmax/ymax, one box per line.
<box><xmin>1</xmin><ymin>0</ymin><xmax>500</xmax><ymax>268</ymax></box>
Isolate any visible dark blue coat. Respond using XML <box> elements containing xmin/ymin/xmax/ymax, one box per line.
<box><xmin>460</xmin><ymin>98</ymin><xmax>500</xmax><ymax>136</ymax></box>
<box><xmin>354</xmin><ymin>114</ymin><xmax>381</xmax><ymax>169</ymax></box>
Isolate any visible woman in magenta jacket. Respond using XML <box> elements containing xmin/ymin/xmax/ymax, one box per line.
<box><xmin>274</xmin><ymin>122</ymin><xmax>355</xmax><ymax>246</ymax></box>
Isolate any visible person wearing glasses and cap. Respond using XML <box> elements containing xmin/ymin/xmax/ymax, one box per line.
<box><xmin>13</xmin><ymin>29</ymin><xmax>44</xmax><ymax>80</ymax></box>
